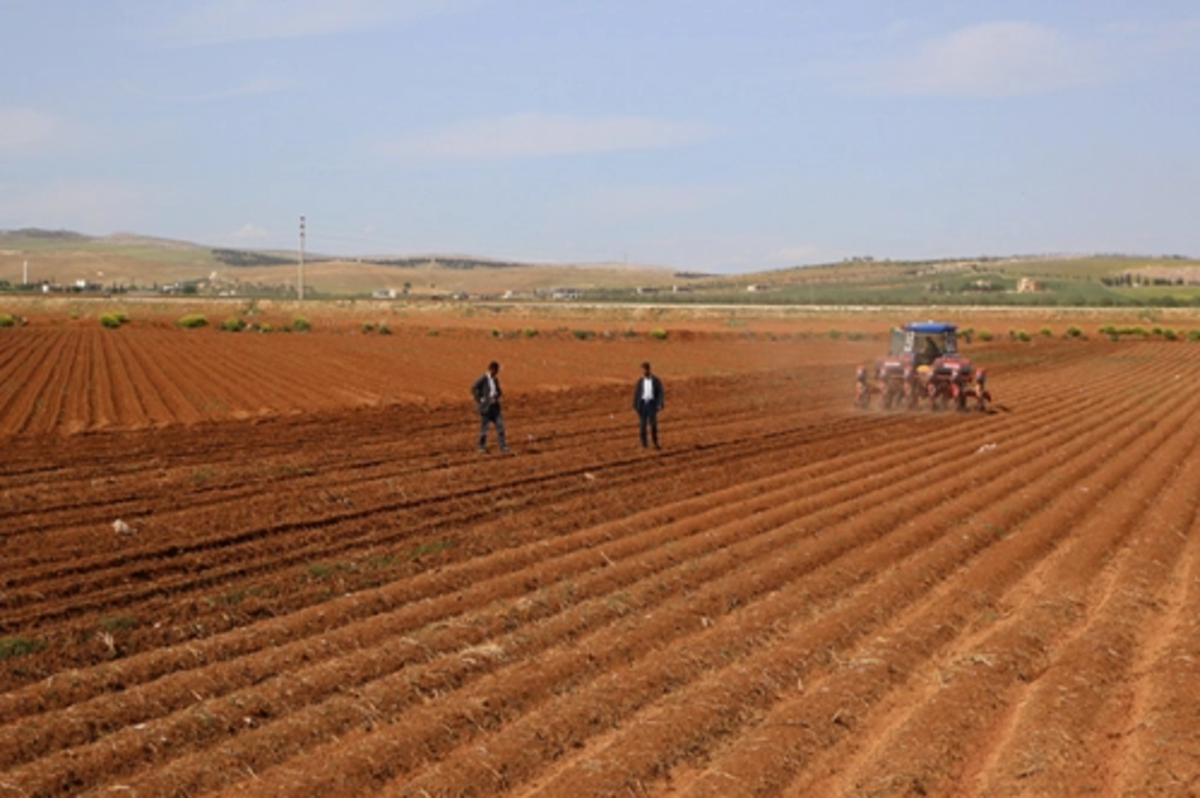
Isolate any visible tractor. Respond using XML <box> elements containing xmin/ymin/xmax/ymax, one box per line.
<box><xmin>855</xmin><ymin>321</ymin><xmax>991</xmax><ymax>411</ymax></box>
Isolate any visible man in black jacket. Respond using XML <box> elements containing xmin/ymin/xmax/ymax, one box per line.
<box><xmin>632</xmin><ymin>361</ymin><xmax>664</xmax><ymax>449</ymax></box>
<box><xmin>471</xmin><ymin>360</ymin><xmax>508</xmax><ymax>452</ymax></box>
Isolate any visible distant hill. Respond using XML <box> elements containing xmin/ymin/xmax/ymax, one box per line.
<box><xmin>688</xmin><ymin>254</ymin><xmax>1200</xmax><ymax>307</ymax></box>
<box><xmin>0</xmin><ymin>228</ymin><xmax>676</xmax><ymax>297</ymax></box>
<box><xmin>2</xmin><ymin>229</ymin><xmax>1198</xmax><ymax>306</ymax></box>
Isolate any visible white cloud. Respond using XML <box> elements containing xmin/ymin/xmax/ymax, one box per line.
<box><xmin>0</xmin><ymin>108</ymin><xmax>79</xmax><ymax>156</ymax></box>
<box><xmin>572</xmin><ymin>184</ymin><xmax>732</xmax><ymax>219</ymax></box>
<box><xmin>153</xmin><ymin>0</ymin><xmax>454</xmax><ymax>45</ymax></box>
<box><xmin>381</xmin><ymin>113</ymin><xmax>714</xmax><ymax>160</ymax></box>
<box><xmin>857</xmin><ymin>22</ymin><xmax>1102</xmax><ymax>97</ymax></box>
<box><xmin>231</xmin><ymin>223</ymin><xmax>270</xmax><ymax>241</ymax></box>
<box><xmin>0</xmin><ymin>181</ymin><xmax>156</xmax><ymax>232</ymax></box>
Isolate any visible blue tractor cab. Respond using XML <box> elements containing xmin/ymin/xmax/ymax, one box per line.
<box><xmin>890</xmin><ymin>321</ymin><xmax>959</xmax><ymax>367</ymax></box>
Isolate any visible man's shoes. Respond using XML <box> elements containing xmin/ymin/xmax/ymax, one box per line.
<box><xmin>476</xmin><ymin>445</ymin><xmax>487</xmax><ymax>453</ymax></box>
<box><xmin>653</xmin><ymin>442</ymin><xmax>661</xmax><ymax>450</ymax></box>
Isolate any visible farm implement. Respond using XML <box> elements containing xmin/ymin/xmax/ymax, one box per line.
<box><xmin>855</xmin><ymin>321</ymin><xmax>992</xmax><ymax>412</ymax></box>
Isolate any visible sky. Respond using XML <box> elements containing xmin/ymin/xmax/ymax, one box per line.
<box><xmin>2</xmin><ymin>0</ymin><xmax>1199</xmax><ymax>272</ymax></box>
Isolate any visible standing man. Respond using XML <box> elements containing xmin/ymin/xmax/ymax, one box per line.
<box><xmin>632</xmin><ymin>360</ymin><xmax>664</xmax><ymax>449</ymax></box>
<box><xmin>471</xmin><ymin>360</ymin><xmax>508</xmax><ymax>453</ymax></box>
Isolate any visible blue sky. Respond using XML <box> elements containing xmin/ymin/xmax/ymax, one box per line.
<box><xmin>2</xmin><ymin>1</ymin><xmax>1199</xmax><ymax>272</ymax></box>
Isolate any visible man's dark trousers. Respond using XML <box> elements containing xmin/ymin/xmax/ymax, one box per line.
<box><xmin>478</xmin><ymin>403</ymin><xmax>506</xmax><ymax>451</ymax></box>
<box><xmin>638</xmin><ymin>405</ymin><xmax>659</xmax><ymax>448</ymax></box>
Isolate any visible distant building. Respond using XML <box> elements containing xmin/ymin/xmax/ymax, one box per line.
<box><xmin>371</xmin><ymin>288</ymin><xmax>397</xmax><ymax>299</ymax></box>
<box><xmin>1016</xmin><ymin>278</ymin><xmax>1043</xmax><ymax>293</ymax></box>
<box><xmin>746</xmin><ymin>283</ymin><xmax>771</xmax><ymax>292</ymax></box>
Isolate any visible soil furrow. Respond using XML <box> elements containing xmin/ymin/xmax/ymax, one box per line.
<box><xmin>1110</xmin><ymin>496</ymin><xmax>1200</xmax><ymax>795</ymax></box>
<box><xmin>424</xmin><ymin>359</ymin><xmax>1197</xmax><ymax>798</ymax></box>
<box><xmin>2</xmin><ymin>384</ymin><xmax>1080</xmax><ymax>792</ymax></box>
<box><xmin>215</xmin><ymin>360</ymin><xmax>1170</xmax><ymax>797</ymax></box>
<box><xmin>969</xmin><ymin>436</ymin><xmax>1200</xmax><ymax>796</ymax></box>
<box><xmin>0</xmin><ymin>330</ymin><xmax>69</xmax><ymax>433</ymax></box>
<box><xmin>0</xmin><ymin>400</ymin><xmax>1027</xmax><ymax>773</ymax></box>
<box><xmin>793</xmin><ymin>382</ymin><xmax>1200</xmax><ymax>797</ymax></box>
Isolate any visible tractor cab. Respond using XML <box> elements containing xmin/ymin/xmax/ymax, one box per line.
<box><xmin>857</xmin><ymin>320</ymin><xmax>990</xmax><ymax>411</ymax></box>
<box><xmin>889</xmin><ymin>321</ymin><xmax>959</xmax><ymax>368</ymax></box>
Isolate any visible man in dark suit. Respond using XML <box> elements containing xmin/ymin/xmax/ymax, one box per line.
<box><xmin>632</xmin><ymin>361</ymin><xmax>664</xmax><ymax>449</ymax></box>
<box><xmin>471</xmin><ymin>360</ymin><xmax>508</xmax><ymax>452</ymax></box>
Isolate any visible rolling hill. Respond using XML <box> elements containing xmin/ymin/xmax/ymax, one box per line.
<box><xmin>2</xmin><ymin>229</ymin><xmax>1199</xmax><ymax>306</ymax></box>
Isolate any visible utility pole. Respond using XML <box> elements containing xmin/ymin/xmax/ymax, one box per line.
<box><xmin>298</xmin><ymin>215</ymin><xmax>306</xmax><ymax>301</ymax></box>
<box><xmin>23</xmin><ymin>260</ymin><xmax>29</xmax><ymax>286</ymax></box>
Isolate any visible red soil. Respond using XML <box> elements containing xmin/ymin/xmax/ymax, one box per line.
<box><xmin>1</xmin><ymin>303</ymin><xmax>1198</xmax><ymax>797</ymax></box>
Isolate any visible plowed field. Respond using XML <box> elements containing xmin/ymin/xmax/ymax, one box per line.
<box><xmin>2</xmin><ymin>311</ymin><xmax>1199</xmax><ymax>797</ymax></box>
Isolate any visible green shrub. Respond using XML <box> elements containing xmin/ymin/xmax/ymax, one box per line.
<box><xmin>219</xmin><ymin>317</ymin><xmax>246</xmax><ymax>332</ymax></box>
<box><xmin>977</xmin><ymin>329</ymin><xmax>993</xmax><ymax>342</ymax></box>
<box><xmin>291</xmin><ymin>316</ymin><xmax>311</xmax><ymax>332</ymax></box>
<box><xmin>1163</xmin><ymin>328</ymin><xmax>1178</xmax><ymax>341</ymax></box>
<box><xmin>827</xmin><ymin>330</ymin><xmax>841</xmax><ymax>340</ymax></box>
<box><xmin>361</xmin><ymin>321</ymin><xmax>376</xmax><ymax>333</ymax></box>
<box><xmin>0</xmin><ymin>313</ymin><xmax>14</xmax><ymax>328</ymax></box>
<box><xmin>1187</xmin><ymin>329</ymin><xmax>1200</xmax><ymax>342</ymax></box>
<box><xmin>258</xmin><ymin>323</ymin><xmax>274</xmax><ymax>333</ymax></box>
<box><xmin>176</xmin><ymin>314</ymin><xmax>208</xmax><ymax>329</ymax></box>
<box><xmin>1039</xmin><ymin>326</ymin><xmax>1052</xmax><ymax>337</ymax></box>
<box><xmin>571</xmin><ymin>329</ymin><xmax>595</xmax><ymax>340</ymax></box>
<box><xmin>99</xmin><ymin>312</ymin><xmax>126</xmax><ymax>329</ymax></box>
<box><xmin>0</xmin><ymin>636</ymin><xmax>43</xmax><ymax>660</ymax></box>
<box><xmin>649</xmin><ymin>328</ymin><xmax>668</xmax><ymax>340</ymax></box>
<box><xmin>378</xmin><ymin>322</ymin><xmax>391</xmax><ymax>335</ymax></box>
<box><xmin>1065</xmin><ymin>325</ymin><xmax>1082</xmax><ymax>338</ymax></box>
<box><xmin>522</xmin><ymin>327</ymin><xmax>538</xmax><ymax>338</ymax></box>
